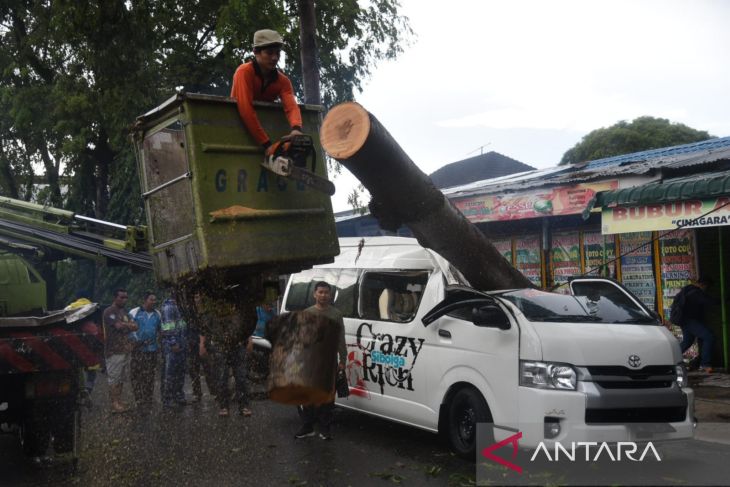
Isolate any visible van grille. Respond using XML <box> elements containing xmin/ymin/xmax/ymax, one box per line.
<box><xmin>585</xmin><ymin>406</ymin><xmax>686</xmax><ymax>424</ymax></box>
<box><xmin>586</xmin><ymin>365</ymin><xmax>675</xmax><ymax>389</ymax></box>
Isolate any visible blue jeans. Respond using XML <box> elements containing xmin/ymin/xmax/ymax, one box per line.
<box><xmin>680</xmin><ymin>318</ymin><xmax>714</xmax><ymax>367</ymax></box>
<box><xmin>161</xmin><ymin>340</ymin><xmax>187</xmax><ymax>406</ymax></box>
<box><xmin>85</xmin><ymin>369</ymin><xmax>97</xmax><ymax>392</ymax></box>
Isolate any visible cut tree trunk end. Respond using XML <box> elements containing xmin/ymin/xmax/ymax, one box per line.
<box><xmin>320</xmin><ymin>102</ymin><xmax>534</xmax><ymax>291</ymax></box>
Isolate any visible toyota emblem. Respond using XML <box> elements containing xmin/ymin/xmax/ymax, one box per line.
<box><xmin>628</xmin><ymin>354</ymin><xmax>641</xmax><ymax>368</ymax></box>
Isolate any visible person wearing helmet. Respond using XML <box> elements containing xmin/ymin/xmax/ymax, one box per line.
<box><xmin>230</xmin><ymin>29</ymin><xmax>303</xmax><ymax>152</ymax></box>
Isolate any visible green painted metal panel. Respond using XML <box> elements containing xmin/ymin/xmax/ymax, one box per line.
<box><xmin>133</xmin><ymin>93</ymin><xmax>338</xmax><ymax>284</ymax></box>
<box><xmin>0</xmin><ymin>255</ymin><xmax>46</xmax><ymax>316</ymax></box>
<box><xmin>597</xmin><ymin>173</ymin><xmax>730</xmax><ymax>208</ymax></box>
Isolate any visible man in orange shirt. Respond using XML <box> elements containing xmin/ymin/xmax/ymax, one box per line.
<box><xmin>230</xmin><ymin>29</ymin><xmax>303</xmax><ymax>151</ymax></box>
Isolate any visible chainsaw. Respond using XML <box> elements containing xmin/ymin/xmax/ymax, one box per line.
<box><xmin>261</xmin><ymin>134</ymin><xmax>335</xmax><ymax>196</ymax></box>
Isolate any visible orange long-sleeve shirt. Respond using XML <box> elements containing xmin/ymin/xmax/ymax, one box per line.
<box><xmin>230</xmin><ymin>60</ymin><xmax>303</xmax><ymax>146</ymax></box>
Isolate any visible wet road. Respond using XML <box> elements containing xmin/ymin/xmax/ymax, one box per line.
<box><xmin>0</xmin><ymin>379</ymin><xmax>475</xmax><ymax>487</ymax></box>
<box><xmin>3</xmin><ymin>378</ymin><xmax>730</xmax><ymax>486</ymax></box>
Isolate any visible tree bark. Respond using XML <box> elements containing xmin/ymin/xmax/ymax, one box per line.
<box><xmin>36</xmin><ymin>138</ymin><xmax>62</xmax><ymax>207</ymax></box>
<box><xmin>0</xmin><ymin>155</ymin><xmax>20</xmax><ymax>199</ymax></box>
<box><xmin>266</xmin><ymin>311</ymin><xmax>339</xmax><ymax>405</ymax></box>
<box><xmin>320</xmin><ymin>102</ymin><xmax>534</xmax><ymax>291</ymax></box>
<box><xmin>298</xmin><ymin>0</ymin><xmax>321</xmax><ymax>105</ymax></box>
<box><xmin>93</xmin><ymin>129</ymin><xmax>113</xmax><ymax>219</ymax></box>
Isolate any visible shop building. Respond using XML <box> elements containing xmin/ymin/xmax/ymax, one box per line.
<box><xmin>336</xmin><ymin>137</ymin><xmax>730</xmax><ymax>369</ymax></box>
<box><xmin>336</xmin><ymin>151</ymin><xmax>533</xmax><ymax>237</ymax></box>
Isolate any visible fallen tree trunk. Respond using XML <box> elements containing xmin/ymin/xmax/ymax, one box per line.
<box><xmin>320</xmin><ymin>102</ymin><xmax>533</xmax><ymax>291</ymax></box>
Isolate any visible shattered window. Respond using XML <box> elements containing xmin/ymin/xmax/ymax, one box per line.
<box><xmin>358</xmin><ymin>271</ymin><xmax>430</xmax><ymax>323</ymax></box>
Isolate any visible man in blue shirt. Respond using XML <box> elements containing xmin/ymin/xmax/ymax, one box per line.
<box><xmin>161</xmin><ymin>295</ymin><xmax>188</xmax><ymax>408</ymax></box>
<box><xmin>129</xmin><ymin>291</ymin><xmax>162</xmax><ymax>406</ymax></box>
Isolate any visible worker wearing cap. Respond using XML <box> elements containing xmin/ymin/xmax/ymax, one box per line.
<box><xmin>230</xmin><ymin>29</ymin><xmax>303</xmax><ymax>151</ymax></box>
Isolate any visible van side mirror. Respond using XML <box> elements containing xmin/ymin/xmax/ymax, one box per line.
<box><xmin>472</xmin><ymin>305</ymin><xmax>510</xmax><ymax>330</ymax></box>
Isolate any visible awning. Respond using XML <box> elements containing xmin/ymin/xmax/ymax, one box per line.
<box><xmin>583</xmin><ymin>171</ymin><xmax>730</xmax><ymax>219</ymax></box>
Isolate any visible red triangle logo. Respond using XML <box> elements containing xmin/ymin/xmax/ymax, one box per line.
<box><xmin>480</xmin><ymin>431</ymin><xmax>523</xmax><ymax>474</ymax></box>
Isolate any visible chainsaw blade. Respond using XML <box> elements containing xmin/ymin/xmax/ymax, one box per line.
<box><xmin>261</xmin><ymin>156</ymin><xmax>335</xmax><ymax>196</ymax></box>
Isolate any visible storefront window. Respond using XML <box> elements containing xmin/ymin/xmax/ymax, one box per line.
<box><xmin>583</xmin><ymin>230</ymin><xmax>616</xmax><ymax>278</ymax></box>
<box><xmin>619</xmin><ymin>231</ymin><xmax>656</xmax><ymax>311</ymax></box>
<box><xmin>492</xmin><ymin>238</ymin><xmax>514</xmax><ymax>265</ymax></box>
<box><xmin>551</xmin><ymin>231</ymin><xmax>581</xmax><ymax>293</ymax></box>
<box><xmin>514</xmin><ymin>235</ymin><xmax>543</xmax><ymax>288</ymax></box>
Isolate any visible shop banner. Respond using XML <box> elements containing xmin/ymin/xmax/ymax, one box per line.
<box><xmin>492</xmin><ymin>238</ymin><xmax>513</xmax><ymax>264</ymax></box>
<box><xmin>583</xmin><ymin>231</ymin><xmax>616</xmax><ymax>278</ymax></box>
<box><xmin>514</xmin><ymin>235</ymin><xmax>542</xmax><ymax>287</ymax></box>
<box><xmin>619</xmin><ymin>231</ymin><xmax>656</xmax><ymax>311</ymax></box>
<box><xmin>659</xmin><ymin>230</ymin><xmax>698</xmax><ymax>360</ymax></box>
<box><xmin>602</xmin><ymin>197</ymin><xmax>730</xmax><ymax>234</ymax></box>
<box><xmin>454</xmin><ymin>181</ymin><xmax>619</xmax><ymax>223</ymax></box>
<box><xmin>551</xmin><ymin>231</ymin><xmax>581</xmax><ymax>293</ymax></box>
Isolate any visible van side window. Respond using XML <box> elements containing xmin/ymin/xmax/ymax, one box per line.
<box><xmin>446</xmin><ymin>306</ymin><xmax>473</xmax><ymax>321</ymax></box>
<box><xmin>285</xmin><ymin>268</ymin><xmax>361</xmax><ymax>318</ymax></box>
<box><xmin>359</xmin><ymin>271</ymin><xmax>429</xmax><ymax>323</ymax></box>
<box><xmin>285</xmin><ymin>269</ymin><xmax>340</xmax><ymax>311</ymax></box>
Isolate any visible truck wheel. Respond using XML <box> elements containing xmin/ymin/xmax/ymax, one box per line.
<box><xmin>52</xmin><ymin>410</ymin><xmax>80</xmax><ymax>454</ymax></box>
<box><xmin>447</xmin><ymin>388</ymin><xmax>490</xmax><ymax>459</ymax></box>
<box><xmin>20</xmin><ymin>420</ymin><xmax>50</xmax><ymax>457</ymax></box>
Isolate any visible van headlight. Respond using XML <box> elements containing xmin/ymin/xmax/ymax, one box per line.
<box><xmin>675</xmin><ymin>363</ymin><xmax>687</xmax><ymax>388</ymax></box>
<box><xmin>520</xmin><ymin>361</ymin><xmax>577</xmax><ymax>390</ymax></box>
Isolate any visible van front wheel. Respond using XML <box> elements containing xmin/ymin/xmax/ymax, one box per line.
<box><xmin>447</xmin><ymin>388</ymin><xmax>490</xmax><ymax>459</ymax></box>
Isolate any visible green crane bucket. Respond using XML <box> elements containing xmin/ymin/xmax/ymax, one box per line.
<box><xmin>132</xmin><ymin>92</ymin><xmax>338</xmax><ymax>285</ymax></box>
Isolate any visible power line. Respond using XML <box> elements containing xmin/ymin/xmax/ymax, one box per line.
<box><xmin>465</xmin><ymin>142</ymin><xmax>491</xmax><ymax>157</ymax></box>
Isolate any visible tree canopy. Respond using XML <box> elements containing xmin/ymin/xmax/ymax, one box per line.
<box><xmin>559</xmin><ymin>116</ymin><xmax>713</xmax><ymax>165</ymax></box>
<box><xmin>0</xmin><ymin>0</ymin><xmax>411</xmax><ymax>303</ymax></box>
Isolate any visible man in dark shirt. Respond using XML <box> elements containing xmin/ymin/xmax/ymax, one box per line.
<box><xmin>678</xmin><ymin>277</ymin><xmax>718</xmax><ymax>373</ymax></box>
<box><xmin>294</xmin><ymin>281</ymin><xmax>347</xmax><ymax>440</ymax></box>
<box><xmin>102</xmin><ymin>289</ymin><xmax>138</xmax><ymax>413</ymax></box>
<box><xmin>198</xmin><ymin>294</ymin><xmax>256</xmax><ymax>417</ymax></box>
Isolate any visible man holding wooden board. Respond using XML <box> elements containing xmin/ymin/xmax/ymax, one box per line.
<box><xmin>294</xmin><ymin>281</ymin><xmax>347</xmax><ymax>440</ymax></box>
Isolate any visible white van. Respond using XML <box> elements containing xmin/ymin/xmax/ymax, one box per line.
<box><xmin>282</xmin><ymin>237</ymin><xmax>695</xmax><ymax>457</ymax></box>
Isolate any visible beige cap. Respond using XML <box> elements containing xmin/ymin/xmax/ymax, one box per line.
<box><xmin>253</xmin><ymin>29</ymin><xmax>284</xmax><ymax>48</ymax></box>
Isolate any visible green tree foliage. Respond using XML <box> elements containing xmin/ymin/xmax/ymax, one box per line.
<box><xmin>0</xmin><ymin>0</ymin><xmax>410</xmax><ymax>300</ymax></box>
<box><xmin>560</xmin><ymin>116</ymin><xmax>713</xmax><ymax>165</ymax></box>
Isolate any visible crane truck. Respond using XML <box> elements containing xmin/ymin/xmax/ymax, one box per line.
<box><xmin>0</xmin><ymin>93</ymin><xmax>339</xmax><ymax>462</ymax></box>
<box><xmin>0</xmin><ymin>197</ymin><xmax>152</xmax><ymax>463</ymax></box>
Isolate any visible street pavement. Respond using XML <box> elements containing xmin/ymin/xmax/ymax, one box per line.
<box><xmin>691</xmin><ymin>370</ymin><xmax>730</xmax><ymax>445</ymax></box>
<box><xmin>0</xmin><ymin>378</ymin><xmax>476</xmax><ymax>487</ymax></box>
<box><xmin>1</xmin><ymin>372</ymin><xmax>729</xmax><ymax>486</ymax></box>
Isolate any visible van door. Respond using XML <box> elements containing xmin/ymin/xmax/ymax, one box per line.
<box><xmin>422</xmin><ymin>286</ymin><xmax>521</xmax><ymax>439</ymax></box>
<box><xmin>350</xmin><ymin>269</ymin><xmax>432</xmax><ymax>423</ymax></box>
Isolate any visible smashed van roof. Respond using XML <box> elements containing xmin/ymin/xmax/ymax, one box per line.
<box><xmin>318</xmin><ymin>237</ymin><xmax>451</xmax><ymax>272</ymax></box>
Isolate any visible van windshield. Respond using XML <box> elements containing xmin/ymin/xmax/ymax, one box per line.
<box><xmin>498</xmin><ymin>289</ymin><xmax>656</xmax><ymax>324</ymax></box>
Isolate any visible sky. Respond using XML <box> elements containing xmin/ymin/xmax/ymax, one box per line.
<box><xmin>327</xmin><ymin>0</ymin><xmax>730</xmax><ymax>212</ymax></box>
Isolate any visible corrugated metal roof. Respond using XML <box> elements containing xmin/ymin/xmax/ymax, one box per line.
<box><xmin>443</xmin><ymin>136</ymin><xmax>730</xmax><ymax>198</ymax></box>
<box><xmin>429</xmin><ymin>151</ymin><xmax>535</xmax><ymax>189</ymax></box>
<box><xmin>442</xmin><ymin>166</ymin><xmax>571</xmax><ymax>197</ymax></box>
<box><xmin>582</xmin><ymin>137</ymin><xmax>730</xmax><ymax>170</ymax></box>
